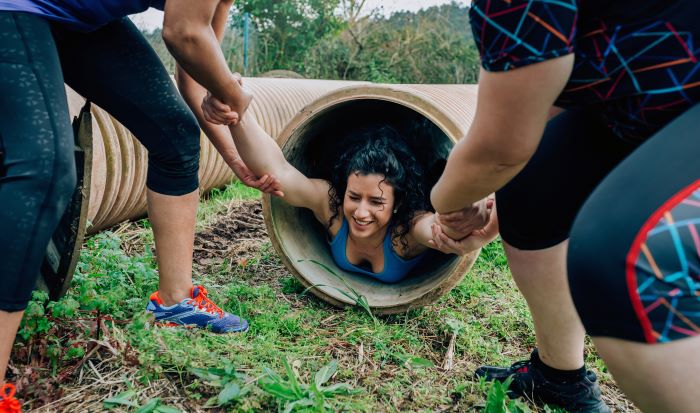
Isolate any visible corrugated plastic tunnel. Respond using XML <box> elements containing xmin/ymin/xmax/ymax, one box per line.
<box><xmin>262</xmin><ymin>83</ymin><xmax>480</xmax><ymax>314</ymax></box>
<box><xmin>63</xmin><ymin>78</ymin><xmax>480</xmax><ymax>314</ymax></box>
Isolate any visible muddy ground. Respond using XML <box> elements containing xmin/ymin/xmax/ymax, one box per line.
<box><xmin>193</xmin><ymin>200</ymin><xmax>269</xmax><ymax>268</ymax></box>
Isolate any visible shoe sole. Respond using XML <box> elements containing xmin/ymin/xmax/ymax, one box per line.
<box><xmin>39</xmin><ymin>106</ymin><xmax>92</xmax><ymax>300</ymax></box>
<box><xmin>154</xmin><ymin>320</ymin><xmax>249</xmax><ymax>334</ymax></box>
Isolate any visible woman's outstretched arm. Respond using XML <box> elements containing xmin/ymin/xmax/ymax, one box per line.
<box><xmin>207</xmin><ymin>101</ymin><xmax>331</xmax><ymax>222</ymax></box>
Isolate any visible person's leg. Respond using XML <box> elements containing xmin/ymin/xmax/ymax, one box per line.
<box><xmin>146</xmin><ymin>189</ymin><xmax>199</xmax><ymax>305</ymax></box>
<box><xmin>0</xmin><ymin>312</ymin><xmax>23</xmax><ymax>382</ymax></box>
<box><xmin>0</xmin><ymin>12</ymin><xmax>77</xmax><ymax>381</ymax></box>
<box><xmin>594</xmin><ymin>336</ymin><xmax>700</xmax><ymax>412</ymax></box>
<box><xmin>50</xmin><ymin>18</ymin><xmax>246</xmax><ymax>332</ymax></box>
<box><xmin>477</xmin><ymin>108</ymin><xmax>636</xmax><ymax>411</ymax></box>
<box><xmin>503</xmin><ymin>241</ymin><xmax>585</xmax><ymax>369</ymax></box>
<box><xmin>52</xmin><ymin>19</ymin><xmax>200</xmax><ymax>305</ymax></box>
<box><xmin>569</xmin><ymin>103</ymin><xmax>700</xmax><ymax>412</ymax></box>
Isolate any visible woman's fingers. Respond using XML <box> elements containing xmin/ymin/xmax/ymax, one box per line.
<box><xmin>202</xmin><ymin>99</ymin><xmax>227</xmax><ymax>125</ymax></box>
<box><xmin>431</xmin><ymin>224</ymin><xmax>456</xmax><ymax>254</ymax></box>
<box><xmin>211</xmin><ymin>95</ymin><xmax>232</xmax><ymax>112</ymax></box>
<box><xmin>268</xmin><ymin>176</ymin><xmax>284</xmax><ymax>197</ymax></box>
<box><xmin>258</xmin><ymin>175</ymin><xmax>274</xmax><ymax>193</ymax></box>
<box><xmin>438</xmin><ymin>232</ymin><xmax>462</xmax><ymax>254</ymax></box>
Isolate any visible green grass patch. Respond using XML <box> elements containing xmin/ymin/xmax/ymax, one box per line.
<box><xmin>15</xmin><ymin>181</ymin><xmax>625</xmax><ymax>412</ymax></box>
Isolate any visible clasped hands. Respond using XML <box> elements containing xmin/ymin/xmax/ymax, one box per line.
<box><xmin>427</xmin><ymin>197</ymin><xmax>499</xmax><ymax>255</ymax></box>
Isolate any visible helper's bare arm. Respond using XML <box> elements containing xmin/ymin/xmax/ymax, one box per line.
<box><xmin>174</xmin><ymin>0</ymin><xmax>240</xmax><ymax>166</ymax></box>
<box><xmin>163</xmin><ymin>0</ymin><xmax>251</xmax><ymax>119</ymax></box>
<box><xmin>431</xmin><ymin>55</ymin><xmax>574</xmax><ymax>213</ymax></box>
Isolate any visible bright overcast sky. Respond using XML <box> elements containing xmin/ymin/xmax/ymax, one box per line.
<box><xmin>130</xmin><ymin>0</ymin><xmax>460</xmax><ymax>31</ymax></box>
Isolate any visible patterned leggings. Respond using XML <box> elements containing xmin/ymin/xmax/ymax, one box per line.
<box><xmin>568</xmin><ymin>103</ymin><xmax>700</xmax><ymax>343</ymax></box>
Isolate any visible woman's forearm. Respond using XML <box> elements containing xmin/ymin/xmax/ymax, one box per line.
<box><xmin>410</xmin><ymin>213</ymin><xmax>439</xmax><ymax>249</ymax></box>
<box><xmin>229</xmin><ymin>114</ymin><xmax>331</xmax><ymax>213</ymax></box>
<box><xmin>162</xmin><ymin>0</ymin><xmax>248</xmax><ymax>112</ymax></box>
<box><xmin>164</xmin><ymin>31</ymin><xmax>239</xmax><ymax>106</ymax></box>
<box><xmin>228</xmin><ymin>114</ymin><xmax>290</xmax><ymax>178</ymax></box>
<box><xmin>431</xmin><ymin>59</ymin><xmax>571</xmax><ymax>214</ymax></box>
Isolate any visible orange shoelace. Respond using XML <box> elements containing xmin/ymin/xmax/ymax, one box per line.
<box><xmin>0</xmin><ymin>384</ymin><xmax>21</xmax><ymax>413</ymax></box>
<box><xmin>187</xmin><ymin>286</ymin><xmax>224</xmax><ymax>318</ymax></box>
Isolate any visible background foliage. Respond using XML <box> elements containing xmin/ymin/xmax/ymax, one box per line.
<box><xmin>143</xmin><ymin>1</ymin><xmax>481</xmax><ymax>84</ymax></box>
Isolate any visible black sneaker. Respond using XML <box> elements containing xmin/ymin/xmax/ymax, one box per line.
<box><xmin>474</xmin><ymin>350</ymin><xmax>611</xmax><ymax>413</ymax></box>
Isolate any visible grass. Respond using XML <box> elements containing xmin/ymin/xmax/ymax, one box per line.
<box><xmin>11</xmin><ymin>180</ymin><xmax>636</xmax><ymax>412</ymax></box>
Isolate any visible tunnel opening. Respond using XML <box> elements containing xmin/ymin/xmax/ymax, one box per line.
<box><xmin>266</xmin><ymin>98</ymin><xmax>472</xmax><ymax>313</ymax></box>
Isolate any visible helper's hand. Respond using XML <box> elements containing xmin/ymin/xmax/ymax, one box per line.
<box><xmin>201</xmin><ymin>73</ymin><xmax>246</xmax><ymax>126</ymax></box>
<box><xmin>428</xmin><ymin>202</ymin><xmax>499</xmax><ymax>255</ymax></box>
<box><xmin>230</xmin><ymin>157</ymin><xmax>284</xmax><ymax>197</ymax></box>
<box><xmin>436</xmin><ymin>197</ymin><xmax>493</xmax><ymax>240</ymax></box>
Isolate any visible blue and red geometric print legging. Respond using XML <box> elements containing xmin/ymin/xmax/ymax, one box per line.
<box><xmin>568</xmin><ymin>103</ymin><xmax>700</xmax><ymax>344</ymax></box>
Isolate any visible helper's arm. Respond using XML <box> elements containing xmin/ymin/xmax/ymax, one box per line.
<box><xmin>430</xmin><ymin>55</ymin><xmax>574</xmax><ymax>213</ymax></box>
<box><xmin>162</xmin><ymin>0</ymin><xmax>251</xmax><ymax>119</ymax></box>
<box><xmin>173</xmin><ymin>1</ymin><xmax>280</xmax><ymax>195</ymax></box>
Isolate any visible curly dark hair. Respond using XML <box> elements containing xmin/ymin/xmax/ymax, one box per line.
<box><xmin>327</xmin><ymin>125</ymin><xmax>430</xmax><ymax>252</ymax></box>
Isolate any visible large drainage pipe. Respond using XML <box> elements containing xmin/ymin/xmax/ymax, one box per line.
<box><xmin>54</xmin><ymin>79</ymin><xmax>483</xmax><ymax>316</ymax></box>
<box><xmin>263</xmin><ymin>84</ymin><xmax>479</xmax><ymax>314</ymax></box>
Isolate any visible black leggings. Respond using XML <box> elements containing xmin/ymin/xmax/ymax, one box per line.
<box><xmin>497</xmin><ymin>105</ymin><xmax>700</xmax><ymax>343</ymax></box>
<box><xmin>0</xmin><ymin>12</ymin><xmax>200</xmax><ymax>312</ymax></box>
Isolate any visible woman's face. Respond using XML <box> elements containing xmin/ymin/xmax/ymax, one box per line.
<box><xmin>343</xmin><ymin>173</ymin><xmax>395</xmax><ymax>240</ymax></box>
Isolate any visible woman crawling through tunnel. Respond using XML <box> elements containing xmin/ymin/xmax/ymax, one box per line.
<box><xmin>200</xmin><ymin>80</ymin><xmax>499</xmax><ymax>283</ymax></box>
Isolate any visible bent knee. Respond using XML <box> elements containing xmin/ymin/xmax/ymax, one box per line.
<box><xmin>145</xmin><ymin>113</ymin><xmax>201</xmax><ymax>195</ymax></box>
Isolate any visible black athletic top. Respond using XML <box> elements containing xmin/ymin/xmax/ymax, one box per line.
<box><xmin>468</xmin><ymin>0</ymin><xmax>700</xmax><ymax>140</ymax></box>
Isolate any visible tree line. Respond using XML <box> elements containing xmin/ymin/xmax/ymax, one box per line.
<box><xmin>142</xmin><ymin>1</ymin><xmax>480</xmax><ymax>84</ymax></box>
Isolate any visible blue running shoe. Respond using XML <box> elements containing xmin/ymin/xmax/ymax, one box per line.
<box><xmin>146</xmin><ymin>285</ymin><xmax>248</xmax><ymax>333</ymax></box>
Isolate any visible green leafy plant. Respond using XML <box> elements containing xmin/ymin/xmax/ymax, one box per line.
<box><xmin>190</xmin><ymin>361</ymin><xmax>249</xmax><ymax>407</ymax></box>
<box><xmin>259</xmin><ymin>358</ymin><xmax>358</xmax><ymax>413</ymax></box>
<box><xmin>482</xmin><ymin>377</ymin><xmax>532</xmax><ymax>413</ymax></box>
<box><xmin>135</xmin><ymin>398</ymin><xmax>181</xmax><ymax>413</ymax></box>
<box><xmin>300</xmin><ymin>259</ymin><xmax>377</xmax><ymax>324</ymax></box>
<box><xmin>398</xmin><ymin>354</ymin><xmax>434</xmax><ymax>369</ymax></box>
<box><xmin>103</xmin><ymin>391</ymin><xmax>181</xmax><ymax>412</ymax></box>
<box><xmin>18</xmin><ymin>290</ymin><xmax>54</xmax><ymax>341</ymax></box>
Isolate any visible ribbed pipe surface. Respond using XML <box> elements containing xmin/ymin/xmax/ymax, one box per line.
<box><xmin>263</xmin><ymin>83</ymin><xmax>480</xmax><ymax>314</ymax></box>
<box><xmin>64</xmin><ymin>78</ymin><xmax>362</xmax><ymax>232</ymax></box>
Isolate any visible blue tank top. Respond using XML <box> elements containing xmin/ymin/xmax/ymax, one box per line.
<box><xmin>0</xmin><ymin>0</ymin><xmax>165</xmax><ymax>32</ymax></box>
<box><xmin>329</xmin><ymin>218</ymin><xmax>425</xmax><ymax>284</ymax></box>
